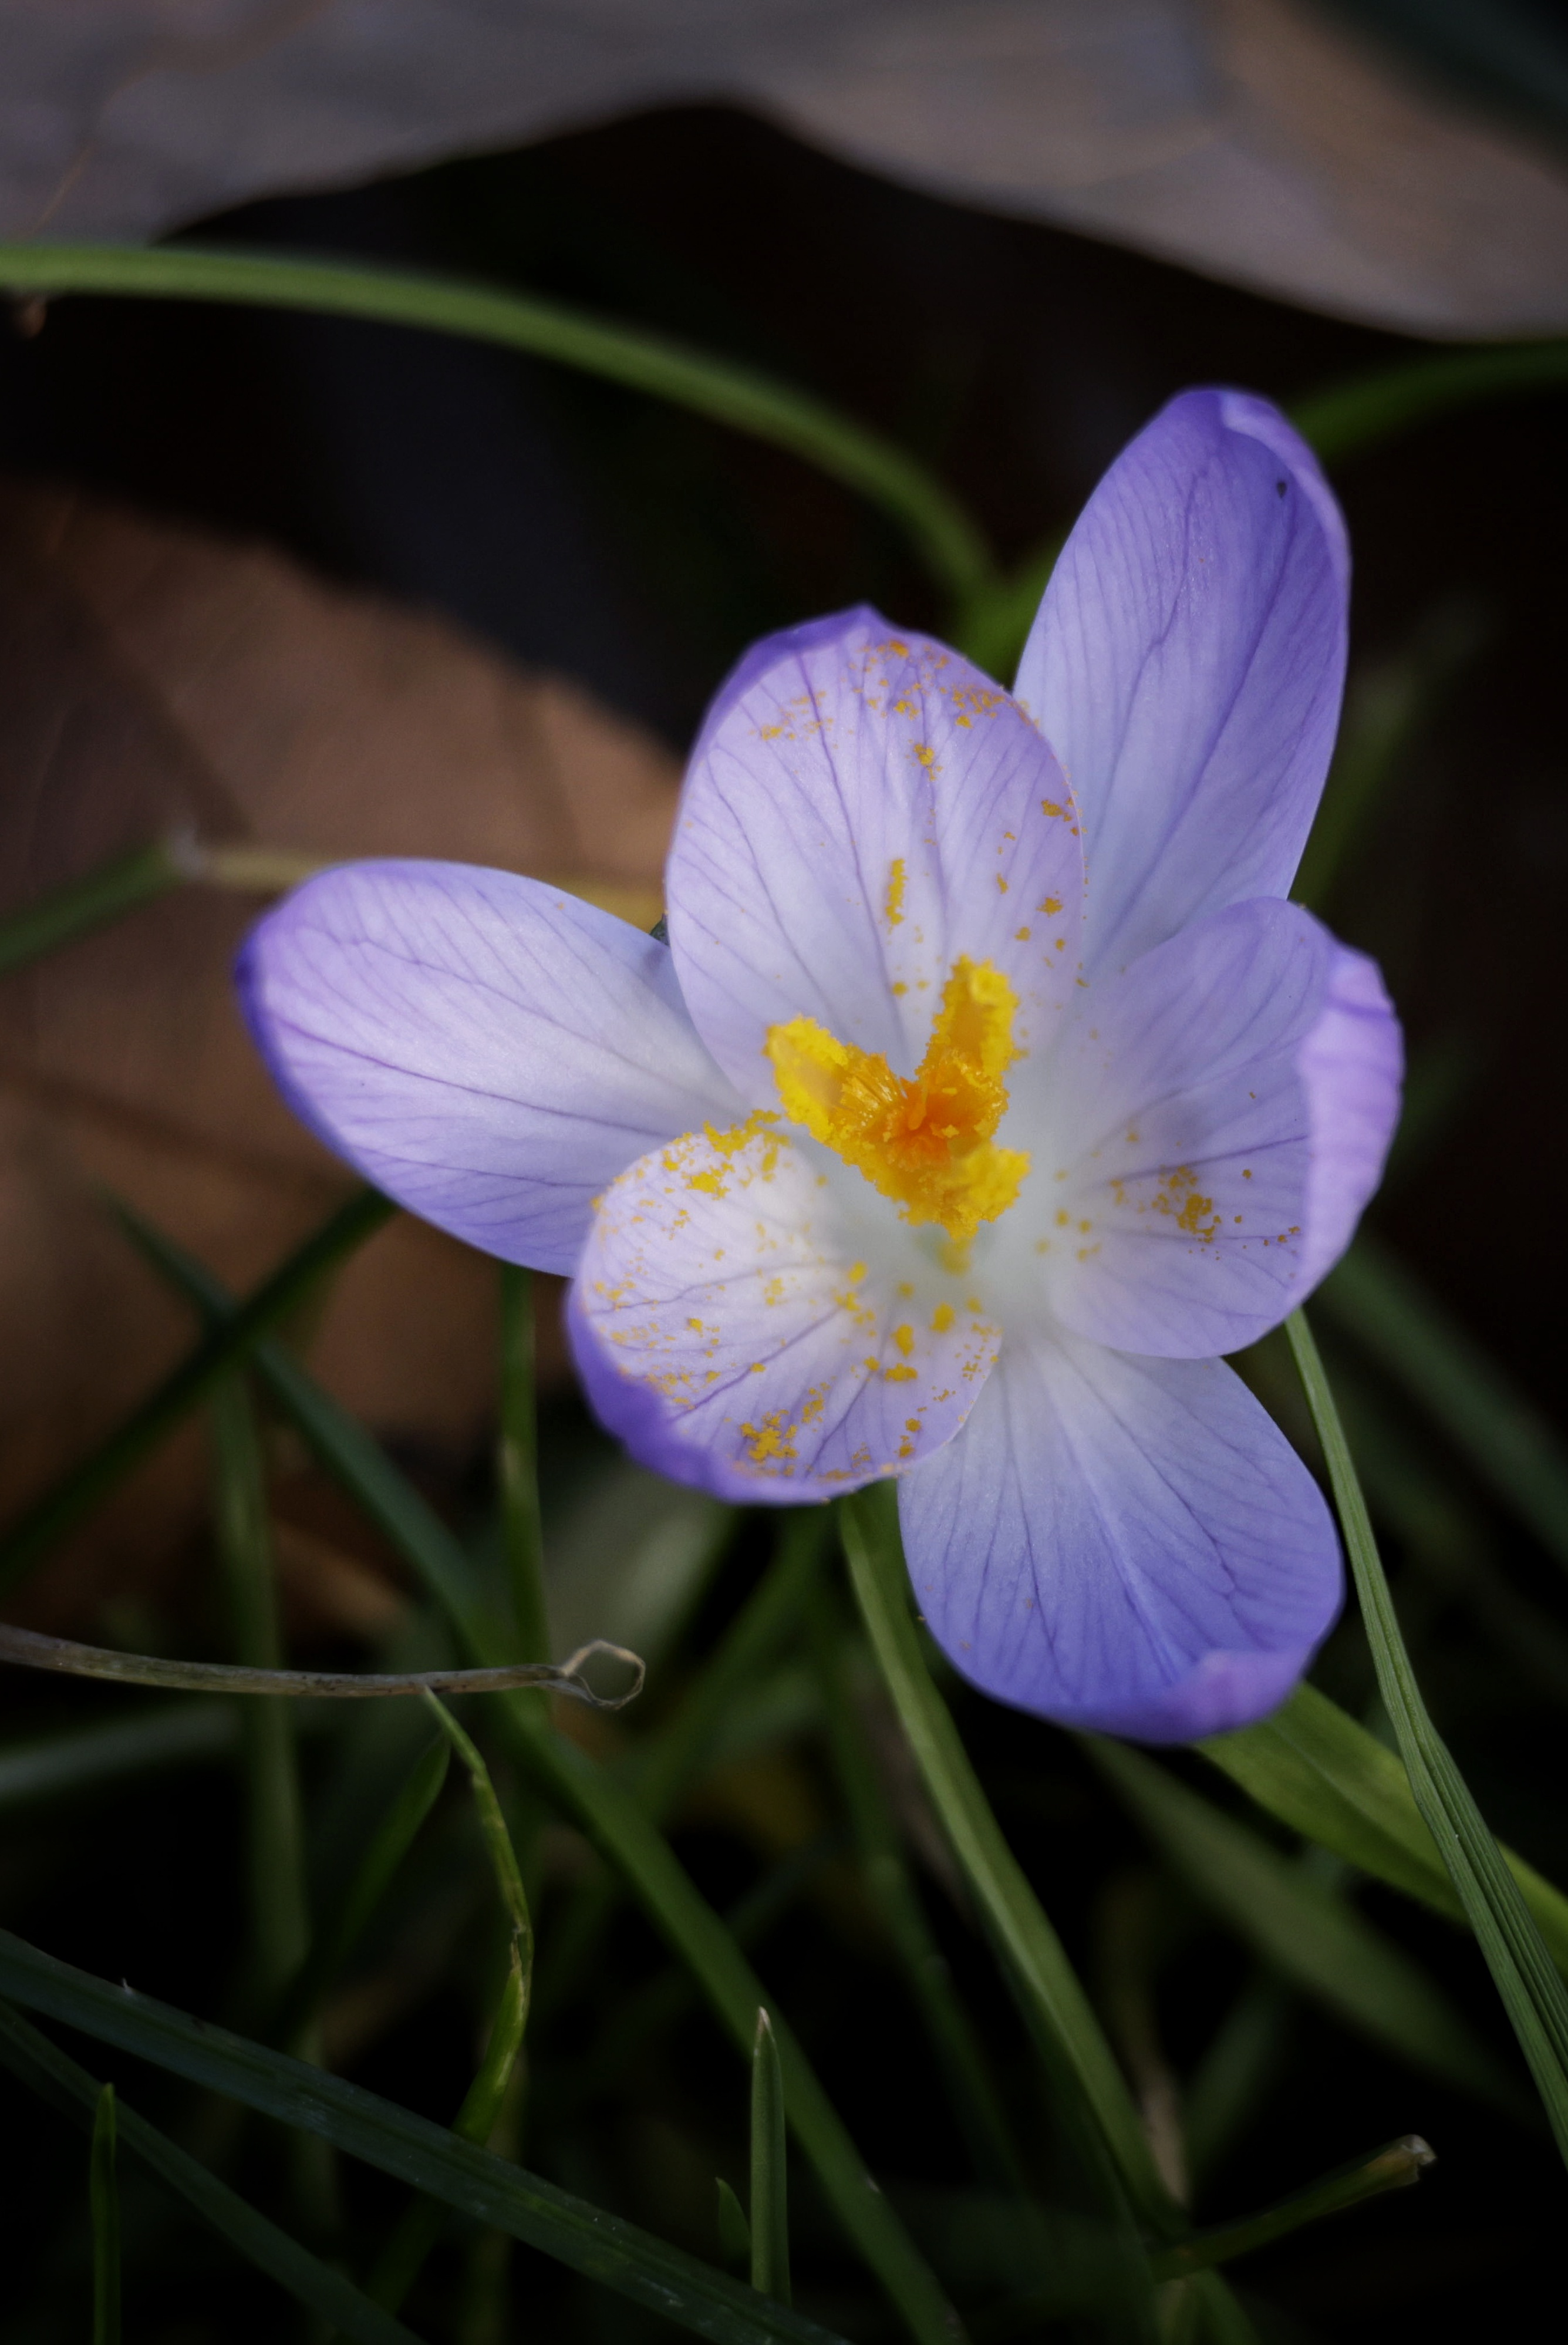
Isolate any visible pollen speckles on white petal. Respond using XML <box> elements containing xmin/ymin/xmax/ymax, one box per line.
<box><xmin>573</xmin><ymin>1120</ymin><xmax>1000</xmax><ymax>1497</ymax></box>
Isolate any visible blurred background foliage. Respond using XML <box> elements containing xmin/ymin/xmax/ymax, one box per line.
<box><xmin>0</xmin><ymin>15</ymin><xmax>1566</xmax><ymax>2342</ymax></box>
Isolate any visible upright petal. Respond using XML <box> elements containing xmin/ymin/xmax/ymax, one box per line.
<box><xmin>1015</xmin><ymin>390</ymin><xmax>1348</xmax><ymax>975</ymax></box>
<box><xmin>1008</xmin><ymin>899</ymin><xmax>1400</xmax><ymax>1358</ymax></box>
<box><xmin>667</xmin><ymin>608</ymin><xmax>1085</xmax><ymax>1101</ymax></box>
<box><xmin>238</xmin><ymin>860</ymin><xmax>741</xmax><ymax>1274</ymax></box>
<box><xmin>570</xmin><ymin>1121</ymin><xmax>999</xmax><ymax>1502</ymax></box>
<box><xmin>901</xmin><ymin>1330</ymin><xmax>1341</xmax><ymax>1741</ymax></box>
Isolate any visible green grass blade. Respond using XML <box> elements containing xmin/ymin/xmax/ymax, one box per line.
<box><xmin>638</xmin><ymin>1511</ymin><xmax>832</xmax><ymax>1824</ymax></box>
<box><xmin>498</xmin><ymin>1265</ymin><xmax>549</xmax><ymax>1666</ymax></box>
<box><xmin>0</xmin><ymin>1935</ymin><xmax>849</xmax><ymax>2345</ymax></box>
<box><xmin>129</xmin><ymin>1221</ymin><xmax>965</xmax><ymax>2345</ymax></box>
<box><xmin>1317</xmin><ymin>1234</ymin><xmax>1568</xmax><ymax>1578</ymax></box>
<box><xmin>1087</xmin><ymin>1738</ymin><xmax>1526</xmax><ymax>2114</ymax></box>
<box><xmin>0</xmin><ymin>840</ymin><xmax>186</xmax><ymax>976</ymax></box>
<box><xmin>751</xmin><ymin>2011</ymin><xmax>791</xmax><ymax>2306</ymax></box>
<box><xmin>1182</xmin><ymin>1975</ymin><xmax>1296</xmax><ymax>2189</ymax></box>
<box><xmin>1291</xmin><ymin>341</ymin><xmax>1568</xmax><ymax>464</ymax></box>
<box><xmin>507</xmin><ymin>1714</ymin><xmax>966</xmax><ymax>2345</ymax></box>
<box><xmin>372</xmin><ymin>1946</ymin><xmax>530</xmax><ymax>2313</ymax></box>
<box><xmin>0</xmin><ymin>1999</ymin><xmax>422</xmax><ymax>2345</ymax></box>
<box><xmin>210</xmin><ymin>1374</ymin><xmax>310</xmax><ymax>2007</ymax></box>
<box><xmin>717</xmin><ymin>2178</ymin><xmax>753</xmax><ymax>2271</ymax></box>
<box><xmin>274</xmin><ymin>1737</ymin><xmax>450</xmax><ymax>2045</ymax></box>
<box><xmin>122</xmin><ymin>1205</ymin><xmax>492</xmax><ymax>1649</ymax></box>
<box><xmin>1149</xmin><ymin>2137</ymin><xmax>1434</xmax><ymax>2281</ymax></box>
<box><xmin>0</xmin><ymin>1188</ymin><xmax>394</xmax><ymax>1599</ymax></box>
<box><xmin>807</xmin><ymin>1588</ymin><xmax>1027</xmax><ymax>2195</ymax></box>
<box><xmin>0</xmin><ymin>1704</ymin><xmax>239</xmax><ymax>1814</ymax></box>
<box><xmin>1289</xmin><ymin>1309</ymin><xmax>1568</xmax><ymax>2165</ymax></box>
<box><xmin>90</xmin><ymin>2081</ymin><xmax>121</xmax><ymax>2345</ymax></box>
<box><xmin>0</xmin><ymin>242</ymin><xmax>992</xmax><ymax>606</ymax></box>
<box><xmin>1197</xmin><ymin>1680</ymin><xmax>1568</xmax><ymax>1971</ymax></box>
<box><xmin>839</xmin><ymin>1485</ymin><xmax>1175</xmax><ymax>2236</ymax></box>
<box><xmin>421</xmin><ymin>1694</ymin><xmax>533</xmax><ymax>1991</ymax></box>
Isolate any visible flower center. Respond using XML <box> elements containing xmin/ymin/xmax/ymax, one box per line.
<box><xmin>766</xmin><ymin>957</ymin><xmax>1030</xmax><ymax>1253</ymax></box>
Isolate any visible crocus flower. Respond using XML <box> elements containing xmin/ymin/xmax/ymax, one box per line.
<box><xmin>239</xmin><ymin>389</ymin><xmax>1400</xmax><ymax>1743</ymax></box>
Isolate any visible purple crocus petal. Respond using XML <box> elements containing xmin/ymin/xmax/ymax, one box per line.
<box><xmin>569</xmin><ymin>1123</ymin><xmax>1000</xmax><ymax>1502</ymax></box>
<box><xmin>238</xmin><ymin>860</ymin><xmax>741</xmax><ymax>1275</ymax></box>
<box><xmin>1029</xmin><ymin>899</ymin><xmax>1400</xmax><ymax>1358</ymax></box>
<box><xmin>900</xmin><ymin>1329</ymin><xmax>1341</xmax><ymax>1741</ymax></box>
<box><xmin>1297</xmin><ymin>946</ymin><xmax>1404</xmax><ymax>1288</ymax></box>
<box><xmin>1015</xmin><ymin>390</ymin><xmax>1348</xmax><ymax>976</ymax></box>
<box><xmin>667</xmin><ymin>608</ymin><xmax>1086</xmax><ymax>1102</ymax></box>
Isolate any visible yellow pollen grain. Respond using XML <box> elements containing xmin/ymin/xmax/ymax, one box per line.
<box><xmin>885</xmin><ymin>858</ymin><xmax>906</xmax><ymax>929</ymax></box>
<box><xmin>764</xmin><ymin>957</ymin><xmax>1030</xmax><ymax>1249</ymax></box>
<box><xmin>884</xmin><ymin>1363</ymin><xmax>918</xmax><ymax>1383</ymax></box>
<box><xmin>1038</xmin><ymin>895</ymin><xmax>1062</xmax><ymax>917</ymax></box>
<box><xmin>996</xmin><ymin>874</ymin><xmax>1009</xmax><ymax>893</ymax></box>
<box><xmin>1014</xmin><ymin>926</ymin><xmax>1031</xmax><ymax>941</ymax></box>
<box><xmin>893</xmin><ymin>1324</ymin><xmax>915</xmax><ymax>1355</ymax></box>
<box><xmin>930</xmin><ymin>1302</ymin><xmax>954</xmax><ymax>1333</ymax></box>
<box><xmin>1041</xmin><ymin>800</ymin><xmax>1063</xmax><ymax>817</ymax></box>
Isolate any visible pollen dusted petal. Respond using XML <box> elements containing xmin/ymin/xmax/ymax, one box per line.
<box><xmin>668</xmin><ymin>607</ymin><xmax>1085</xmax><ymax>1103</ymax></box>
<box><xmin>1019</xmin><ymin>899</ymin><xmax>1400</xmax><ymax>1357</ymax></box>
<box><xmin>568</xmin><ymin>1122</ymin><xmax>999</xmax><ymax>1502</ymax></box>
<box><xmin>766</xmin><ymin>956</ymin><xmax>1030</xmax><ymax>1249</ymax></box>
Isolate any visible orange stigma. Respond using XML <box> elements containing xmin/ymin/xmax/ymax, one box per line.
<box><xmin>766</xmin><ymin>958</ymin><xmax>1030</xmax><ymax>1252</ymax></box>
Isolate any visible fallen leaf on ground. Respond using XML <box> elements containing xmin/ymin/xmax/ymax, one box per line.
<box><xmin>0</xmin><ymin>478</ymin><xmax>678</xmax><ymax>1632</ymax></box>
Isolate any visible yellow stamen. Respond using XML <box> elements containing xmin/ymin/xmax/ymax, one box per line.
<box><xmin>766</xmin><ymin>958</ymin><xmax>1030</xmax><ymax>1248</ymax></box>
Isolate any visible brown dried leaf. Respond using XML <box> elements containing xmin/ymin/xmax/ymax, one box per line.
<box><xmin>0</xmin><ymin>478</ymin><xmax>678</xmax><ymax>1628</ymax></box>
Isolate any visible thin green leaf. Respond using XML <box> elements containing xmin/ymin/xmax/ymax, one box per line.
<box><xmin>751</xmin><ymin>2011</ymin><xmax>791</xmax><ymax>2306</ymax></box>
<box><xmin>0</xmin><ymin>839</ymin><xmax>186</xmax><ymax>976</ymax></box>
<box><xmin>1289</xmin><ymin>1309</ymin><xmax>1568</xmax><ymax>2166</ymax></box>
<box><xmin>1196</xmin><ymin>1682</ymin><xmax>1568</xmax><ymax>1970</ymax></box>
<box><xmin>949</xmin><ymin>533</ymin><xmax>1063</xmax><ymax>679</ymax></box>
<box><xmin>0</xmin><ymin>242</ymin><xmax>992</xmax><ymax>606</ymax></box>
<box><xmin>838</xmin><ymin>1486</ymin><xmax>1175</xmax><ymax>2236</ymax></box>
<box><xmin>1290</xmin><ymin>341</ymin><xmax>1568</xmax><ymax>465</ymax></box>
<box><xmin>807</xmin><ymin>1588</ymin><xmax>1026</xmax><ymax>2196</ymax></box>
<box><xmin>636</xmin><ymin>1511</ymin><xmax>832</xmax><ymax>1825</ymax></box>
<box><xmin>122</xmin><ymin>1204</ymin><xmax>493</xmax><ymax>1652</ymax></box>
<box><xmin>0</xmin><ymin>1188</ymin><xmax>394</xmax><ymax>1599</ymax></box>
<box><xmin>0</xmin><ymin>1999</ymin><xmax>423</xmax><ymax>2345</ymax></box>
<box><xmin>0</xmin><ymin>1704</ymin><xmax>238</xmax><ymax>1814</ymax></box>
<box><xmin>130</xmin><ymin>1222</ymin><xmax>963</xmax><ymax>2345</ymax></box>
<box><xmin>717</xmin><ymin>2179</ymin><xmax>752</xmax><ymax>2272</ymax></box>
<box><xmin>1319</xmin><ymin>1232</ymin><xmax>1568</xmax><ymax>1578</ymax></box>
<box><xmin>0</xmin><ymin>1935</ymin><xmax>849</xmax><ymax>2345</ymax></box>
<box><xmin>1149</xmin><ymin>2135</ymin><xmax>1434</xmax><ymax>2281</ymax></box>
<box><xmin>1087</xmin><ymin>1738</ymin><xmax>1526</xmax><ymax>2114</ymax></box>
<box><xmin>274</xmin><ymin>1737</ymin><xmax>450</xmax><ymax>2046</ymax></box>
<box><xmin>1292</xmin><ymin>602</ymin><xmax>1483</xmax><ymax>917</ymax></box>
<box><xmin>210</xmin><ymin>1374</ymin><xmax>309</xmax><ymax>2005</ymax></box>
<box><xmin>372</xmin><ymin>1946</ymin><xmax>529</xmax><ymax>2313</ymax></box>
<box><xmin>498</xmin><ymin>1265</ymin><xmax>549</xmax><ymax>1667</ymax></box>
<box><xmin>535</xmin><ymin>1509</ymin><xmax>827</xmax><ymax>2020</ymax></box>
<box><xmin>90</xmin><ymin>2081</ymin><xmax>121</xmax><ymax>2345</ymax></box>
<box><xmin>1182</xmin><ymin>1975</ymin><xmax>1295</xmax><ymax>2189</ymax></box>
<box><xmin>421</xmin><ymin>1694</ymin><xmax>533</xmax><ymax>1987</ymax></box>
